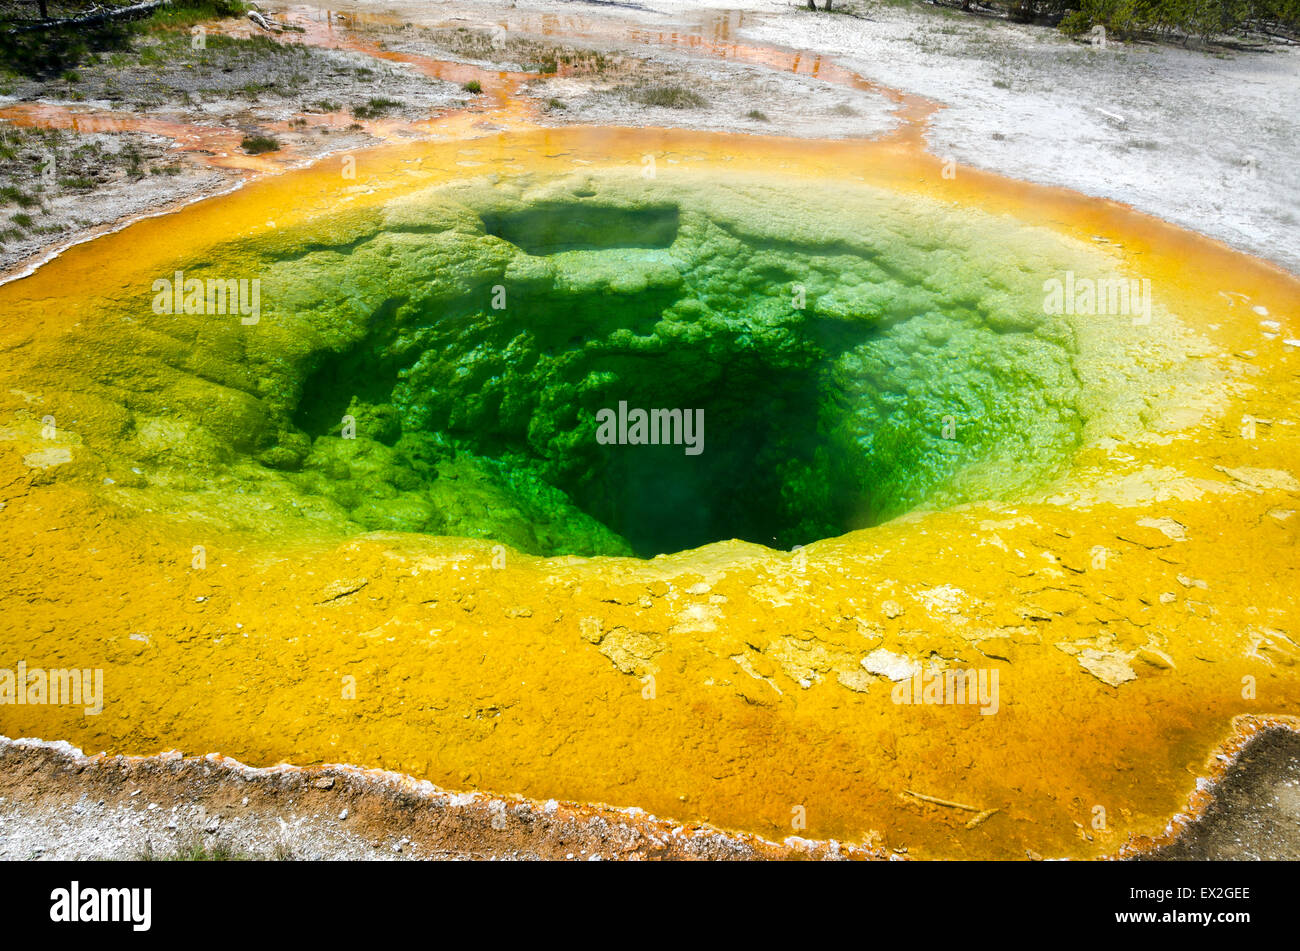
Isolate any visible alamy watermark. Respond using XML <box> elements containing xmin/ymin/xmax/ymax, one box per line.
<box><xmin>1043</xmin><ymin>271</ymin><xmax>1151</xmax><ymax>325</ymax></box>
<box><xmin>0</xmin><ymin>661</ymin><xmax>103</xmax><ymax>716</ymax></box>
<box><xmin>151</xmin><ymin>269</ymin><xmax>261</xmax><ymax>324</ymax></box>
<box><xmin>892</xmin><ymin>667</ymin><xmax>999</xmax><ymax>715</ymax></box>
<box><xmin>595</xmin><ymin>401</ymin><xmax>703</xmax><ymax>455</ymax></box>
<box><xmin>50</xmin><ymin>882</ymin><xmax>150</xmax><ymax>931</ymax></box>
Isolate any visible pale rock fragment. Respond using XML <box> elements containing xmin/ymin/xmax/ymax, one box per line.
<box><xmin>1135</xmin><ymin>517</ymin><xmax>1188</xmax><ymax>541</ymax></box>
<box><xmin>1076</xmin><ymin>648</ymin><xmax>1137</xmax><ymax>687</ymax></box>
<box><xmin>861</xmin><ymin>648</ymin><xmax>921</xmax><ymax>682</ymax></box>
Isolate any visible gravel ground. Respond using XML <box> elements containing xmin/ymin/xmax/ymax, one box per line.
<box><xmin>0</xmin><ymin>17</ymin><xmax>465</xmax><ymax>274</ymax></box>
<box><xmin>1140</xmin><ymin>729</ymin><xmax>1300</xmax><ymax>861</ymax></box>
<box><xmin>737</xmin><ymin>2</ymin><xmax>1300</xmax><ymax>274</ymax></box>
<box><xmin>524</xmin><ymin>51</ymin><xmax>895</xmax><ymax>137</ymax></box>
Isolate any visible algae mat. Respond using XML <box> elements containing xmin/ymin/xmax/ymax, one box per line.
<box><xmin>0</xmin><ymin>125</ymin><xmax>1298</xmax><ymax>859</ymax></box>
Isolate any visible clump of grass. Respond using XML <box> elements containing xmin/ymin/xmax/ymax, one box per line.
<box><xmin>624</xmin><ymin>84</ymin><xmax>706</xmax><ymax>109</ymax></box>
<box><xmin>545</xmin><ymin>97</ymin><xmax>567</xmax><ymax>111</ymax></box>
<box><xmin>202</xmin><ymin>33</ymin><xmax>291</xmax><ymax>55</ymax></box>
<box><xmin>829</xmin><ymin>103</ymin><xmax>857</xmax><ymax>116</ymax></box>
<box><xmin>137</xmin><ymin>45</ymin><xmax>166</xmax><ymax>67</ymax></box>
<box><xmin>146</xmin><ymin>0</ymin><xmax>250</xmax><ymax>30</ymax></box>
<box><xmin>503</xmin><ymin>38</ymin><xmax>611</xmax><ymax>76</ymax></box>
<box><xmin>0</xmin><ymin>19</ymin><xmax>128</xmax><ymax>80</ymax></box>
<box><xmin>351</xmin><ymin>97</ymin><xmax>402</xmax><ymax>119</ymax></box>
<box><xmin>745</xmin><ymin>109</ymin><xmax>770</xmax><ymax>121</ymax></box>
<box><xmin>462</xmin><ymin>79</ymin><xmax>482</xmax><ymax>94</ymax></box>
<box><xmin>122</xmin><ymin>143</ymin><xmax>144</xmax><ymax>178</ymax></box>
<box><xmin>137</xmin><ymin>838</ymin><xmax>248</xmax><ymax>861</ymax></box>
<box><xmin>311</xmin><ymin>99</ymin><xmax>342</xmax><ymax>113</ymax></box>
<box><xmin>0</xmin><ymin>186</ymin><xmax>39</xmax><ymax>208</ymax></box>
<box><xmin>240</xmin><ymin>134</ymin><xmax>280</xmax><ymax>155</ymax></box>
<box><xmin>10</xmin><ymin>213</ymin><xmax>33</xmax><ymax>229</ymax></box>
<box><xmin>439</xmin><ymin>26</ymin><xmax>497</xmax><ymax>59</ymax></box>
<box><xmin>134</xmin><ymin>835</ymin><xmax>296</xmax><ymax>861</ymax></box>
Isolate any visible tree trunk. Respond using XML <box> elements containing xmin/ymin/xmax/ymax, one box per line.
<box><xmin>38</xmin><ymin>0</ymin><xmax>49</xmax><ymax>19</ymax></box>
<box><xmin>9</xmin><ymin>0</ymin><xmax>169</xmax><ymax>34</ymax></box>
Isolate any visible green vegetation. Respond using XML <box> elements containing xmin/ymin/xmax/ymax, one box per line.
<box><xmin>745</xmin><ymin>109</ymin><xmax>771</xmax><ymax>121</ymax></box>
<box><xmin>122</xmin><ymin>142</ymin><xmax>144</xmax><ymax>177</ymax></box>
<box><xmin>145</xmin><ymin>0</ymin><xmax>249</xmax><ymax>30</ymax></box>
<box><xmin>0</xmin><ymin>21</ymin><xmax>134</xmax><ymax>79</ymax></box>
<box><xmin>806</xmin><ymin>0</ymin><xmax>1298</xmax><ymax>41</ymax></box>
<box><xmin>0</xmin><ymin>0</ymin><xmax>252</xmax><ymax>79</ymax></box>
<box><xmin>138</xmin><ymin>839</ymin><xmax>245</xmax><ymax>861</ymax></box>
<box><xmin>0</xmin><ymin>185</ymin><xmax>39</xmax><ymax>208</ymax></box>
<box><xmin>623</xmin><ymin>84</ymin><xmax>707</xmax><ymax>109</ymax></box>
<box><xmin>135</xmin><ymin>837</ymin><xmax>294</xmax><ymax>860</ymax></box>
<box><xmin>909</xmin><ymin>0</ymin><xmax>1300</xmax><ymax>41</ymax></box>
<box><xmin>462</xmin><ymin>79</ymin><xmax>482</xmax><ymax>93</ymax></box>
<box><xmin>1056</xmin><ymin>0</ymin><xmax>1300</xmax><ymax>40</ymax></box>
<box><xmin>204</xmin><ymin>32</ymin><xmax>292</xmax><ymax>55</ymax></box>
<box><xmin>0</xmin><ymin>125</ymin><xmax>172</xmax><ymax>249</ymax></box>
<box><xmin>351</xmin><ymin>96</ymin><xmax>402</xmax><ymax>119</ymax></box>
<box><xmin>240</xmin><ymin>133</ymin><xmax>280</xmax><ymax>154</ymax></box>
<box><xmin>430</xmin><ymin>25</ymin><xmax>613</xmax><ymax>75</ymax></box>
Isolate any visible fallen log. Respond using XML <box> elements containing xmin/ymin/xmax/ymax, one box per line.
<box><xmin>5</xmin><ymin>0</ymin><xmax>170</xmax><ymax>35</ymax></box>
<box><xmin>246</xmin><ymin>10</ymin><xmax>276</xmax><ymax>32</ymax></box>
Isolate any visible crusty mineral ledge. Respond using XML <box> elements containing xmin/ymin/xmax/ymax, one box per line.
<box><xmin>0</xmin><ymin>737</ymin><xmax>886</xmax><ymax>861</ymax></box>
